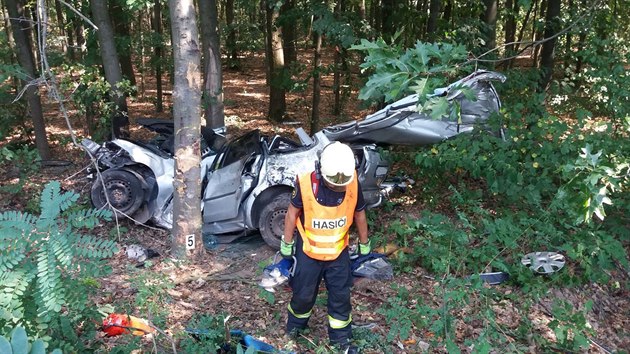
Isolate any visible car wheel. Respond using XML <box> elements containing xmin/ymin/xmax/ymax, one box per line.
<box><xmin>91</xmin><ymin>168</ymin><xmax>145</xmax><ymax>217</ymax></box>
<box><xmin>258</xmin><ymin>191</ymin><xmax>291</xmax><ymax>250</ymax></box>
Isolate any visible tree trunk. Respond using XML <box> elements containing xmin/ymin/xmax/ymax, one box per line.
<box><xmin>110</xmin><ymin>0</ymin><xmax>136</xmax><ymax>86</ymax></box>
<box><xmin>90</xmin><ymin>0</ymin><xmax>129</xmax><ymax>138</ymax></box>
<box><xmin>538</xmin><ymin>0</ymin><xmax>560</xmax><ymax>91</ymax></box>
<box><xmin>504</xmin><ymin>0</ymin><xmax>518</xmax><ymax>67</ymax></box>
<box><xmin>481</xmin><ymin>0</ymin><xmax>498</xmax><ymax>62</ymax></box>
<box><xmin>53</xmin><ymin>0</ymin><xmax>66</xmax><ymax>54</ymax></box>
<box><xmin>198</xmin><ymin>0</ymin><xmax>225</xmax><ymax>129</ymax></box>
<box><xmin>426</xmin><ymin>0</ymin><xmax>440</xmax><ymax>38</ymax></box>
<box><xmin>5</xmin><ymin>0</ymin><xmax>50</xmax><ymax>160</ymax></box>
<box><xmin>225</xmin><ymin>0</ymin><xmax>238</xmax><ymax>68</ymax></box>
<box><xmin>152</xmin><ymin>0</ymin><xmax>163</xmax><ymax>112</ymax></box>
<box><xmin>266</xmin><ymin>0</ymin><xmax>286</xmax><ymax>122</ymax></box>
<box><xmin>381</xmin><ymin>0</ymin><xmax>394</xmax><ymax>37</ymax></box>
<box><xmin>168</xmin><ymin>0</ymin><xmax>203</xmax><ymax>259</ymax></box>
<box><xmin>281</xmin><ymin>0</ymin><xmax>297</xmax><ymax>65</ymax></box>
<box><xmin>310</xmin><ymin>24</ymin><xmax>322</xmax><ymax>134</ymax></box>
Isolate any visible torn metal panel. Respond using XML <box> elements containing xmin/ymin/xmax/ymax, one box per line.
<box><xmin>323</xmin><ymin>70</ymin><xmax>506</xmax><ymax>145</ymax></box>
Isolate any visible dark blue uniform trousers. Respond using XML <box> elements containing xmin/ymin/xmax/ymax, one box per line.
<box><xmin>287</xmin><ymin>236</ymin><xmax>353</xmax><ymax>345</ymax></box>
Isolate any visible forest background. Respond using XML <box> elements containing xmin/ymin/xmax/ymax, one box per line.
<box><xmin>0</xmin><ymin>0</ymin><xmax>628</xmax><ymax>353</ymax></box>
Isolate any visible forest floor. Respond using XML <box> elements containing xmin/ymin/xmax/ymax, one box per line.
<box><xmin>0</xmin><ymin>51</ymin><xmax>628</xmax><ymax>353</ymax></box>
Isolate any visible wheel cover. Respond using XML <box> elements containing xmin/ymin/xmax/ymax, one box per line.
<box><xmin>92</xmin><ymin>169</ymin><xmax>144</xmax><ymax>215</ymax></box>
<box><xmin>521</xmin><ymin>251</ymin><xmax>566</xmax><ymax>274</ymax></box>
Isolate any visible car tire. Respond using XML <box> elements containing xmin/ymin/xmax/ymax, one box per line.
<box><xmin>258</xmin><ymin>191</ymin><xmax>291</xmax><ymax>250</ymax></box>
<box><xmin>91</xmin><ymin>168</ymin><xmax>145</xmax><ymax>217</ymax></box>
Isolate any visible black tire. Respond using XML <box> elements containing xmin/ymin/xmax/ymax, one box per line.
<box><xmin>258</xmin><ymin>191</ymin><xmax>291</xmax><ymax>250</ymax></box>
<box><xmin>91</xmin><ymin>168</ymin><xmax>145</xmax><ymax>217</ymax></box>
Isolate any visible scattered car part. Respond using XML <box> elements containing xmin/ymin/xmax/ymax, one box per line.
<box><xmin>521</xmin><ymin>252</ymin><xmax>566</xmax><ymax>274</ymax></box>
<box><xmin>351</xmin><ymin>253</ymin><xmax>394</xmax><ymax>280</ymax></box>
<box><xmin>478</xmin><ymin>271</ymin><xmax>510</xmax><ymax>285</ymax></box>
<box><xmin>102</xmin><ymin>313</ymin><xmax>155</xmax><ymax>336</ymax></box>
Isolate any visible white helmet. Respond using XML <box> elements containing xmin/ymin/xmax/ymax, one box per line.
<box><xmin>319</xmin><ymin>142</ymin><xmax>355</xmax><ymax>187</ymax></box>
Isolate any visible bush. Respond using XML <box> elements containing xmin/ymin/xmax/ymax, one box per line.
<box><xmin>0</xmin><ymin>181</ymin><xmax>118</xmax><ymax>351</ymax></box>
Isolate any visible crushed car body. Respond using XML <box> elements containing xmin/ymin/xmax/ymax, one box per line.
<box><xmin>81</xmin><ymin>70</ymin><xmax>505</xmax><ymax>249</ymax></box>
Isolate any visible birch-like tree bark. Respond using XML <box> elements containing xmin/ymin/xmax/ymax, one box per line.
<box><xmin>168</xmin><ymin>0</ymin><xmax>202</xmax><ymax>258</ymax></box>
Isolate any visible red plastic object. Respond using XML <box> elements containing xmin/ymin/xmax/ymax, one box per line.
<box><xmin>102</xmin><ymin>313</ymin><xmax>154</xmax><ymax>336</ymax></box>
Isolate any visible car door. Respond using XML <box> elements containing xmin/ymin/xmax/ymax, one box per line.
<box><xmin>202</xmin><ymin>130</ymin><xmax>262</xmax><ymax>223</ymax></box>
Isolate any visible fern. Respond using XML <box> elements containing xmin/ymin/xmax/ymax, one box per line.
<box><xmin>0</xmin><ymin>181</ymin><xmax>116</xmax><ymax>350</ymax></box>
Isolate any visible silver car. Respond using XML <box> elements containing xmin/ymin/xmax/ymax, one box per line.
<box><xmin>82</xmin><ymin>70</ymin><xmax>505</xmax><ymax>249</ymax></box>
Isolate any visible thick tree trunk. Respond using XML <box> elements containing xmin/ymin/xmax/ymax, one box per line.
<box><xmin>266</xmin><ymin>0</ymin><xmax>286</xmax><ymax>122</ymax></box>
<box><xmin>5</xmin><ymin>0</ymin><xmax>50</xmax><ymax>160</ymax></box>
<box><xmin>225</xmin><ymin>0</ymin><xmax>238</xmax><ymax>68</ymax></box>
<box><xmin>152</xmin><ymin>0</ymin><xmax>163</xmax><ymax>112</ymax></box>
<box><xmin>310</xmin><ymin>26</ymin><xmax>322</xmax><ymax>135</ymax></box>
<box><xmin>90</xmin><ymin>0</ymin><xmax>129</xmax><ymax>138</ymax></box>
<box><xmin>168</xmin><ymin>0</ymin><xmax>203</xmax><ymax>258</ymax></box>
<box><xmin>539</xmin><ymin>0</ymin><xmax>560</xmax><ymax>91</ymax></box>
<box><xmin>198</xmin><ymin>0</ymin><xmax>225</xmax><ymax>129</ymax></box>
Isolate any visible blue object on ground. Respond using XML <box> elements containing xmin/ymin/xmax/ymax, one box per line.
<box><xmin>185</xmin><ymin>328</ymin><xmax>296</xmax><ymax>353</ymax></box>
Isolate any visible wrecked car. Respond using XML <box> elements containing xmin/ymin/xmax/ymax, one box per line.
<box><xmin>81</xmin><ymin>70</ymin><xmax>505</xmax><ymax>249</ymax></box>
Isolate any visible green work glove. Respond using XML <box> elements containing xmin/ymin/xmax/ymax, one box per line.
<box><xmin>280</xmin><ymin>235</ymin><xmax>295</xmax><ymax>259</ymax></box>
<box><xmin>358</xmin><ymin>239</ymin><xmax>371</xmax><ymax>256</ymax></box>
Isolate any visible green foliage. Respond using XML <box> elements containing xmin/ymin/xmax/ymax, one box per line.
<box><xmin>0</xmin><ymin>181</ymin><xmax>117</xmax><ymax>351</ymax></box>
<box><xmin>546</xmin><ymin>300</ymin><xmax>594</xmax><ymax>351</ymax></box>
<box><xmin>351</xmin><ymin>39</ymin><xmax>469</xmax><ymax>104</ymax></box>
<box><xmin>0</xmin><ymin>145</ymin><xmax>41</xmax><ymax>195</ymax></box>
<box><xmin>126</xmin><ymin>268</ymin><xmax>173</xmax><ymax>328</ymax></box>
<box><xmin>0</xmin><ymin>327</ymin><xmax>62</xmax><ymax>354</ymax></box>
<box><xmin>59</xmin><ymin>64</ymin><xmax>135</xmax><ymax>141</ymax></box>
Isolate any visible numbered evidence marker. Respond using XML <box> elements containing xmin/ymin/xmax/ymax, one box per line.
<box><xmin>186</xmin><ymin>234</ymin><xmax>195</xmax><ymax>250</ymax></box>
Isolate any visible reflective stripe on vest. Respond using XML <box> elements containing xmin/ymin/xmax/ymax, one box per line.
<box><xmin>296</xmin><ymin>172</ymin><xmax>358</xmax><ymax>261</ymax></box>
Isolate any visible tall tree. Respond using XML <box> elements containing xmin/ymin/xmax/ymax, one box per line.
<box><xmin>310</xmin><ymin>13</ymin><xmax>323</xmax><ymax>134</ymax></box>
<box><xmin>281</xmin><ymin>0</ymin><xmax>297</xmax><ymax>65</ymax></box>
<box><xmin>5</xmin><ymin>0</ymin><xmax>50</xmax><ymax>160</ymax></box>
<box><xmin>90</xmin><ymin>0</ymin><xmax>129</xmax><ymax>137</ymax></box>
<box><xmin>110</xmin><ymin>0</ymin><xmax>136</xmax><ymax>86</ymax></box>
<box><xmin>481</xmin><ymin>0</ymin><xmax>498</xmax><ymax>62</ymax></box>
<box><xmin>151</xmin><ymin>0</ymin><xmax>164</xmax><ymax>112</ymax></box>
<box><xmin>224</xmin><ymin>0</ymin><xmax>238</xmax><ymax>67</ymax></box>
<box><xmin>168</xmin><ymin>0</ymin><xmax>203</xmax><ymax>258</ymax></box>
<box><xmin>265</xmin><ymin>0</ymin><xmax>286</xmax><ymax>122</ymax></box>
<box><xmin>426</xmin><ymin>0</ymin><xmax>440</xmax><ymax>38</ymax></box>
<box><xmin>198</xmin><ymin>0</ymin><xmax>225</xmax><ymax>129</ymax></box>
<box><xmin>539</xmin><ymin>0</ymin><xmax>561</xmax><ymax>91</ymax></box>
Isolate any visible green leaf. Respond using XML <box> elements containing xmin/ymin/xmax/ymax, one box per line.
<box><xmin>0</xmin><ymin>336</ymin><xmax>11</xmax><ymax>354</ymax></box>
<box><xmin>30</xmin><ymin>339</ymin><xmax>46</xmax><ymax>354</ymax></box>
<box><xmin>10</xmin><ymin>327</ymin><xmax>28</xmax><ymax>354</ymax></box>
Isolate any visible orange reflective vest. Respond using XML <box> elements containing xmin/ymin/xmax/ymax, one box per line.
<box><xmin>296</xmin><ymin>172</ymin><xmax>358</xmax><ymax>261</ymax></box>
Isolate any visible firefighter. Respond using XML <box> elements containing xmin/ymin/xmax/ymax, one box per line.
<box><xmin>281</xmin><ymin>141</ymin><xmax>371</xmax><ymax>353</ymax></box>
